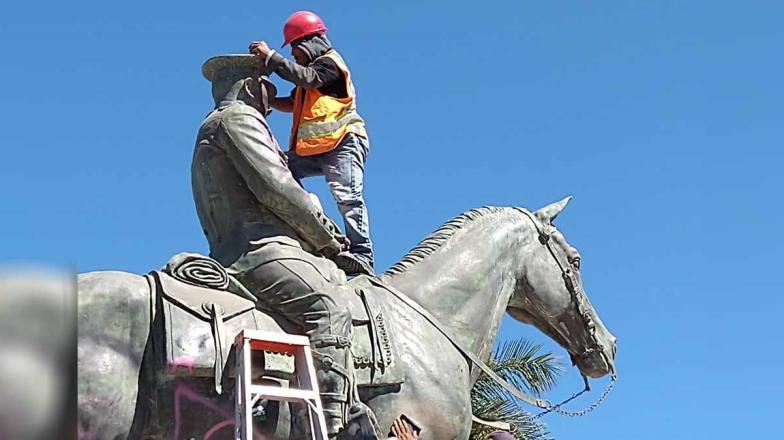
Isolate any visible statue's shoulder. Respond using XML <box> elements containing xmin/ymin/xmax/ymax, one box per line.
<box><xmin>219</xmin><ymin>102</ymin><xmax>264</xmax><ymax>120</ymax></box>
<box><xmin>200</xmin><ymin>102</ymin><xmax>274</xmax><ymax>147</ymax></box>
<box><xmin>202</xmin><ymin>102</ymin><xmax>264</xmax><ymax>126</ymax></box>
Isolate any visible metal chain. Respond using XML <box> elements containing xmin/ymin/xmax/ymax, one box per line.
<box><xmin>535</xmin><ymin>374</ymin><xmax>616</xmax><ymax>418</ymax></box>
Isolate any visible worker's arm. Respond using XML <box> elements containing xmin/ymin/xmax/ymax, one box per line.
<box><xmin>270</xmin><ymin>96</ymin><xmax>293</xmax><ymax>113</ymax></box>
<box><xmin>217</xmin><ymin>109</ymin><xmax>343</xmax><ymax>254</ymax></box>
<box><xmin>266</xmin><ymin>52</ymin><xmax>340</xmax><ymax>90</ymax></box>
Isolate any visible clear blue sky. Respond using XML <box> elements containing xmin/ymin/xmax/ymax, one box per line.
<box><xmin>2</xmin><ymin>1</ymin><xmax>782</xmax><ymax>438</ymax></box>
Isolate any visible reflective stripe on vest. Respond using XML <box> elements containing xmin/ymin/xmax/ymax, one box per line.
<box><xmin>291</xmin><ymin>50</ymin><xmax>367</xmax><ymax>156</ymax></box>
<box><xmin>297</xmin><ymin>109</ymin><xmax>365</xmax><ymax>140</ymax></box>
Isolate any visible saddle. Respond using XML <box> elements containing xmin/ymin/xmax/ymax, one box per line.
<box><xmin>149</xmin><ymin>254</ymin><xmax>404</xmax><ymax>395</ymax></box>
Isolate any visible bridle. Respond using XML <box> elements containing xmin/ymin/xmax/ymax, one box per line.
<box><xmin>513</xmin><ymin>208</ymin><xmax>617</xmax><ymax>418</ymax></box>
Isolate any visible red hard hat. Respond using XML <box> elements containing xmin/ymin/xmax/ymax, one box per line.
<box><xmin>282</xmin><ymin>11</ymin><xmax>328</xmax><ymax>47</ymax></box>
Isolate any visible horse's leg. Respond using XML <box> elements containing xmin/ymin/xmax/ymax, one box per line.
<box><xmin>77</xmin><ymin>271</ymin><xmax>152</xmax><ymax>439</ymax></box>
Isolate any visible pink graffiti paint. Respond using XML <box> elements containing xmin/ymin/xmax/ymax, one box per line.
<box><xmin>203</xmin><ymin>418</ymin><xmax>234</xmax><ymax>439</ymax></box>
<box><xmin>167</xmin><ymin>355</ymin><xmax>195</xmax><ymax>375</ymax></box>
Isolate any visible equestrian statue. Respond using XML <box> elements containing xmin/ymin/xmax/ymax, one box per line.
<box><xmin>77</xmin><ymin>55</ymin><xmax>617</xmax><ymax>440</ymax></box>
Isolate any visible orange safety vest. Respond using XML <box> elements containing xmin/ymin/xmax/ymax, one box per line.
<box><xmin>290</xmin><ymin>50</ymin><xmax>367</xmax><ymax>156</ymax></box>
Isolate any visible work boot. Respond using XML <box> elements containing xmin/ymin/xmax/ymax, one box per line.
<box><xmin>335</xmin><ymin>252</ymin><xmax>374</xmax><ymax>277</ymax></box>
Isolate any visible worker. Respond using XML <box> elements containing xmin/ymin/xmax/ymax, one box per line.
<box><xmin>249</xmin><ymin>10</ymin><xmax>374</xmax><ymax>276</ymax></box>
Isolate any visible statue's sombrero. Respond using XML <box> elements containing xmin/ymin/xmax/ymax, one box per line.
<box><xmin>202</xmin><ymin>54</ymin><xmax>264</xmax><ymax>81</ymax></box>
<box><xmin>202</xmin><ymin>54</ymin><xmax>276</xmax><ymax>96</ymax></box>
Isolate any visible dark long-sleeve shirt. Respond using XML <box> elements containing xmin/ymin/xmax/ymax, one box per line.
<box><xmin>267</xmin><ymin>51</ymin><xmax>348</xmax><ymax>99</ymax></box>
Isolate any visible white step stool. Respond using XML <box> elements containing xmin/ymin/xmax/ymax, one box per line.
<box><xmin>234</xmin><ymin>329</ymin><xmax>329</xmax><ymax>440</ymax></box>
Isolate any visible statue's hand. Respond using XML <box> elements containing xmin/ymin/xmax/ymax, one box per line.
<box><xmin>317</xmin><ymin>211</ymin><xmax>347</xmax><ymax>243</ymax></box>
<box><xmin>318</xmin><ymin>238</ymin><xmax>344</xmax><ymax>260</ymax></box>
<box><xmin>315</xmin><ymin>211</ymin><xmax>350</xmax><ymax>256</ymax></box>
<box><xmin>334</xmin><ymin>232</ymin><xmax>351</xmax><ymax>251</ymax></box>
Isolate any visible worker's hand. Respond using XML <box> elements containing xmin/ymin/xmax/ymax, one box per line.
<box><xmin>249</xmin><ymin>41</ymin><xmax>272</xmax><ymax>58</ymax></box>
<box><xmin>391</xmin><ymin>418</ymin><xmax>418</xmax><ymax>440</ymax></box>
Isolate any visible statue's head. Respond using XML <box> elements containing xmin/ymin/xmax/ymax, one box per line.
<box><xmin>202</xmin><ymin>55</ymin><xmax>277</xmax><ymax>115</ymax></box>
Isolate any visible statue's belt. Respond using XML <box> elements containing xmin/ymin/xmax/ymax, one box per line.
<box><xmin>360</xmin><ymin>276</ymin><xmax>549</xmax><ymax>410</ymax></box>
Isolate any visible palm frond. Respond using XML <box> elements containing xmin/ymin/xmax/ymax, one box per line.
<box><xmin>470</xmin><ymin>339</ymin><xmax>562</xmax><ymax>440</ymax></box>
<box><xmin>470</xmin><ymin>399</ymin><xmax>552</xmax><ymax>440</ymax></box>
<box><xmin>491</xmin><ymin>339</ymin><xmax>563</xmax><ymax>394</ymax></box>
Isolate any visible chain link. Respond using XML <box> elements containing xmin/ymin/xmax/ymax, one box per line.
<box><xmin>535</xmin><ymin>374</ymin><xmax>616</xmax><ymax>418</ymax></box>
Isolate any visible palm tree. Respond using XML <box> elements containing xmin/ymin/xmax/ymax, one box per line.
<box><xmin>470</xmin><ymin>339</ymin><xmax>562</xmax><ymax>440</ymax></box>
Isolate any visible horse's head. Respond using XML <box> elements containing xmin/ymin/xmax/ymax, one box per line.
<box><xmin>507</xmin><ymin>197</ymin><xmax>617</xmax><ymax>379</ymax></box>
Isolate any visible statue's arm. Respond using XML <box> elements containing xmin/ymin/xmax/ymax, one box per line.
<box><xmin>218</xmin><ymin>112</ymin><xmax>341</xmax><ymax>253</ymax></box>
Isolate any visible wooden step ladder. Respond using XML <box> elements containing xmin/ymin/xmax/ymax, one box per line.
<box><xmin>234</xmin><ymin>329</ymin><xmax>329</xmax><ymax>440</ymax></box>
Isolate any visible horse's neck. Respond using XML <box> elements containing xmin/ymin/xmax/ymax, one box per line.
<box><xmin>384</xmin><ymin>208</ymin><xmax>535</xmax><ymax>360</ymax></box>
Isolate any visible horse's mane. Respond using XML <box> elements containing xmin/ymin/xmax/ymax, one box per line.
<box><xmin>384</xmin><ymin>206</ymin><xmax>518</xmax><ymax>276</ymax></box>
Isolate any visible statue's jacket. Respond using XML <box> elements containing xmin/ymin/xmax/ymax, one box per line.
<box><xmin>191</xmin><ymin>99</ymin><xmax>336</xmax><ymax>269</ymax></box>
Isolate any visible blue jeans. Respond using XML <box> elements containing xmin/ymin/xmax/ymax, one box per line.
<box><xmin>287</xmin><ymin>133</ymin><xmax>374</xmax><ymax>266</ymax></box>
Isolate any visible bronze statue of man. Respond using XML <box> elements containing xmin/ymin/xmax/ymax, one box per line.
<box><xmin>192</xmin><ymin>54</ymin><xmax>373</xmax><ymax>436</ymax></box>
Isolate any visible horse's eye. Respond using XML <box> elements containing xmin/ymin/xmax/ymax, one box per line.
<box><xmin>570</xmin><ymin>256</ymin><xmax>581</xmax><ymax>270</ymax></box>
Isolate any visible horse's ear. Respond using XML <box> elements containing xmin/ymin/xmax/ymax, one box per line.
<box><xmin>535</xmin><ymin>196</ymin><xmax>572</xmax><ymax>224</ymax></box>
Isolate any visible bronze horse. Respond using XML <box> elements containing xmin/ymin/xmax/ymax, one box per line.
<box><xmin>77</xmin><ymin>197</ymin><xmax>616</xmax><ymax>439</ymax></box>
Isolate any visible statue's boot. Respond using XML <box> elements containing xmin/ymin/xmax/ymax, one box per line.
<box><xmin>311</xmin><ymin>336</ymin><xmax>353</xmax><ymax>436</ymax></box>
<box><xmin>341</xmin><ymin>402</ymin><xmax>382</xmax><ymax>440</ymax></box>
